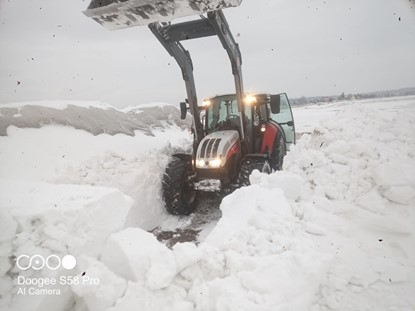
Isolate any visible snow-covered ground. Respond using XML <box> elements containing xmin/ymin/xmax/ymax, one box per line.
<box><xmin>0</xmin><ymin>96</ymin><xmax>414</xmax><ymax>310</ymax></box>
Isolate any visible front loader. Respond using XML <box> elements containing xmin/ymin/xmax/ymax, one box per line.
<box><xmin>84</xmin><ymin>0</ymin><xmax>296</xmax><ymax>215</ymax></box>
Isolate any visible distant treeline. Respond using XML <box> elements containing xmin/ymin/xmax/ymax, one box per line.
<box><xmin>291</xmin><ymin>87</ymin><xmax>415</xmax><ymax>106</ymax></box>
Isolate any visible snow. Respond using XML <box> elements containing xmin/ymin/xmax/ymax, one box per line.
<box><xmin>0</xmin><ymin>101</ymin><xmax>192</xmax><ymax>229</ymax></box>
<box><xmin>172</xmin><ymin>243</ymin><xmax>202</xmax><ymax>272</ymax></box>
<box><xmin>100</xmin><ymin>228</ymin><xmax>177</xmax><ymax>289</ymax></box>
<box><xmin>0</xmin><ymin>100</ymin><xmax>191</xmax><ymax>136</ymax></box>
<box><xmin>122</xmin><ymin>102</ymin><xmax>177</xmax><ymax>113</ymax></box>
<box><xmin>0</xmin><ymin>100</ymin><xmax>115</xmax><ymax>111</ymax></box>
<box><xmin>71</xmin><ymin>256</ymin><xmax>127</xmax><ymax>311</ymax></box>
<box><xmin>284</xmin><ymin>97</ymin><xmax>415</xmax><ymax>309</ymax></box>
<box><xmin>383</xmin><ymin>186</ymin><xmax>415</xmax><ymax>204</ymax></box>
<box><xmin>194</xmin><ymin>184</ymin><xmax>328</xmax><ymax>310</ymax></box>
<box><xmin>0</xmin><ymin>180</ymin><xmax>132</xmax><ymax>257</ymax></box>
<box><xmin>0</xmin><ymin>179</ymin><xmax>132</xmax><ymax>311</ymax></box>
<box><xmin>0</xmin><ymin>96</ymin><xmax>414</xmax><ymax>310</ymax></box>
<box><xmin>0</xmin><ymin>125</ymin><xmax>190</xmax><ymax>230</ymax></box>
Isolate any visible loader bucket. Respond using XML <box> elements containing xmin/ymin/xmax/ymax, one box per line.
<box><xmin>83</xmin><ymin>0</ymin><xmax>243</xmax><ymax>30</ymax></box>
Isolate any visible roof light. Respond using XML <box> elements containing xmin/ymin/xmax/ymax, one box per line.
<box><xmin>245</xmin><ymin>95</ymin><xmax>257</xmax><ymax>105</ymax></box>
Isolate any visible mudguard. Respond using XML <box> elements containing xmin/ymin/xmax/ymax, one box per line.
<box><xmin>260</xmin><ymin>123</ymin><xmax>279</xmax><ymax>154</ymax></box>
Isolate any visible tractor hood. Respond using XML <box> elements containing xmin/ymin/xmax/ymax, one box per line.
<box><xmin>195</xmin><ymin>130</ymin><xmax>240</xmax><ymax>169</ymax></box>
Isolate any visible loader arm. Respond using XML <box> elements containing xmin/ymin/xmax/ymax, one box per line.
<box><xmin>83</xmin><ymin>0</ymin><xmax>246</xmax><ymax>146</ymax></box>
<box><xmin>149</xmin><ymin>22</ymin><xmax>204</xmax><ymax>144</ymax></box>
<box><xmin>148</xmin><ymin>10</ymin><xmax>246</xmax><ymax>146</ymax></box>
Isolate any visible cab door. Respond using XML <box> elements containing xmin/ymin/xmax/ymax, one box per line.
<box><xmin>268</xmin><ymin>93</ymin><xmax>295</xmax><ymax>150</ymax></box>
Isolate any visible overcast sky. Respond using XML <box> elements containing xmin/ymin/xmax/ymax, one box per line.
<box><xmin>0</xmin><ymin>0</ymin><xmax>414</xmax><ymax>108</ymax></box>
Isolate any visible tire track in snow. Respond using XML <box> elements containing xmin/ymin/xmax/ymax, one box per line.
<box><xmin>152</xmin><ymin>192</ymin><xmax>223</xmax><ymax>247</ymax></box>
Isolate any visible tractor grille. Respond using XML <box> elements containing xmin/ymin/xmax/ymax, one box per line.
<box><xmin>200</xmin><ymin>139</ymin><xmax>210</xmax><ymax>158</ymax></box>
<box><xmin>212</xmin><ymin>139</ymin><xmax>221</xmax><ymax>158</ymax></box>
<box><xmin>206</xmin><ymin>139</ymin><xmax>216</xmax><ymax>158</ymax></box>
<box><xmin>201</xmin><ymin>138</ymin><xmax>222</xmax><ymax>158</ymax></box>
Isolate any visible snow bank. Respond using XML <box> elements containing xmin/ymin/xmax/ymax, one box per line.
<box><xmin>100</xmin><ymin>228</ymin><xmax>177</xmax><ymax>289</ymax></box>
<box><xmin>122</xmin><ymin>102</ymin><xmax>177</xmax><ymax>112</ymax></box>
<box><xmin>71</xmin><ymin>183</ymin><xmax>327</xmax><ymax>311</ymax></box>
<box><xmin>53</xmin><ymin>131</ymin><xmax>192</xmax><ymax>230</ymax></box>
<box><xmin>0</xmin><ymin>100</ymin><xmax>116</xmax><ymax>111</ymax></box>
<box><xmin>288</xmin><ymin>99</ymin><xmax>415</xmax><ymax>212</ymax></box>
<box><xmin>196</xmin><ymin>185</ymin><xmax>328</xmax><ymax>310</ymax></box>
<box><xmin>285</xmin><ymin>98</ymin><xmax>415</xmax><ymax>309</ymax></box>
<box><xmin>0</xmin><ymin>100</ymin><xmax>194</xmax><ymax>308</ymax></box>
<box><xmin>0</xmin><ymin>100</ymin><xmax>190</xmax><ymax>136</ymax></box>
<box><xmin>71</xmin><ymin>256</ymin><xmax>127</xmax><ymax>311</ymax></box>
<box><xmin>0</xmin><ymin>179</ymin><xmax>133</xmax><ymax>311</ymax></box>
<box><xmin>0</xmin><ymin>103</ymin><xmax>193</xmax><ymax>229</ymax></box>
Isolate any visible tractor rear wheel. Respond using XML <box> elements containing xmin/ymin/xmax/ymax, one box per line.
<box><xmin>239</xmin><ymin>158</ymin><xmax>271</xmax><ymax>187</ymax></box>
<box><xmin>162</xmin><ymin>156</ymin><xmax>197</xmax><ymax>215</ymax></box>
<box><xmin>270</xmin><ymin>133</ymin><xmax>286</xmax><ymax>171</ymax></box>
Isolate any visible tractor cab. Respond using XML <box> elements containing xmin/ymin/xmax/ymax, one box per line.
<box><xmin>199</xmin><ymin>93</ymin><xmax>295</xmax><ymax>153</ymax></box>
<box><xmin>201</xmin><ymin>94</ymin><xmax>242</xmax><ymax>135</ymax></box>
<box><xmin>191</xmin><ymin>93</ymin><xmax>295</xmax><ymax>194</ymax></box>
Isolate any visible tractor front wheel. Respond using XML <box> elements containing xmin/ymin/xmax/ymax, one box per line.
<box><xmin>162</xmin><ymin>156</ymin><xmax>197</xmax><ymax>215</ymax></box>
<box><xmin>239</xmin><ymin>158</ymin><xmax>271</xmax><ymax>187</ymax></box>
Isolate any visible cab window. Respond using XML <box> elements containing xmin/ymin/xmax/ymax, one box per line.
<box><xmin>206</xmin><ymin>97</ymin><xmax>238</xmax><ymax>131</ymax></box>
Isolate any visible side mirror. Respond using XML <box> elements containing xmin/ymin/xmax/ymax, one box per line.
<box><xmin>180</xmin><ymin>102</ymin><xmax>187</xmax><ymax>120</ymax></box>
<box><xmin>270</xmin><ymin>95</ymin><xmax>281</xmax><ymax>114</ymax></box>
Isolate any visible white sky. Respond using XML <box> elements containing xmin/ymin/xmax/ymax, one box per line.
<box><xmin>0</xmin><ymin>0</ymin><xmax>414</xmax><ymax>108</ymax></box>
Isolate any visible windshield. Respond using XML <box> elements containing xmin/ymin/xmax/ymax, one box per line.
<box><xmin>206</xmin><ymin>95</ymin><xmax>240</xmax><ymax>132</ymax></box>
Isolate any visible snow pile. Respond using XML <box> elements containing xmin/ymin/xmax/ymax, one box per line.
<box><xmin>0</xmin><ymin>101</ymin><xmax>193</xmax><ymax>229</ymax></box>
<box><xmin>0</xmin><ymin>100</ymin><xmax>116</xmax><ymax>110</ymax></box>
<box><xmin>196</xmin><ymin>185</ymin><xmax>328</xmax><ymax>310</ymax></box>
<box><xmin>72</xmin><ymin>184</ymin><xmax>328</xmax><ymax>311</ymax></box>
<box><xmin>71</xmin><ymin>256</ymin><xmax>127</xmax><ymax>311</ymax></box>
<box><xmin>0</xmin><ymin>101</ymin><xmax>193</xmax><ymax>310</ymax></box>
<box><xmin>287</xmin><ymin>99</ymin><xmax>415</xmax><ymax>212</ymax></box>
<box><xmin>280</xmin><ymin>98</ymin><xmax>415</xmax><ymax>309</ymax></box>
<box><xmin>0</xmin><ymin>101</ymin><xmax>190</xmax><ymax>136</ymax></box>
<box><xmin>0</xmin><ymin>179</ymin><xmax>133</xmax><ymax>311</ymax></box>
<box><xmin>54</xmin><ymin>131</ymin><xmax>192</xmax><ymax>230</ymax></box>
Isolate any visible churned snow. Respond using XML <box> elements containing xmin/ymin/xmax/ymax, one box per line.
<box><xmin>0</xmin><ymin>97</ymin><xmax>414</xmax><ymax>310</ymax></box>
<box><xmin>0</xmin><ymin>180</ymin><xmax>133</xmax><ymax>310</ymax></box>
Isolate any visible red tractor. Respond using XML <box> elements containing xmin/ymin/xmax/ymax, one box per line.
<box><xmin>84</xmin><ymin>0</ymin><xmax>296</xmax><ymax>215</ymax></box>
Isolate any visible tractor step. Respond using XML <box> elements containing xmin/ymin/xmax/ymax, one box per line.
<box><xmin>83</xmin><ymin>0</ymin><xmax>242</xmax><ymax>30</ymax></box>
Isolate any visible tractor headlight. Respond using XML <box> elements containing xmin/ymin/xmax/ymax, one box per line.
<box><xmin>209</xmin><ymin>158</ymin><xmax>222</xmax><ymax>168</ymax></box>
<box><xmin>196</xmin><ymin>159</ymin><xmax>206</xmax><ymax>168</ymax></box>
<box><xmin>195</xmin><ymin>158</ymin><xmax>222</xmax><ymax>168</ymax></box>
